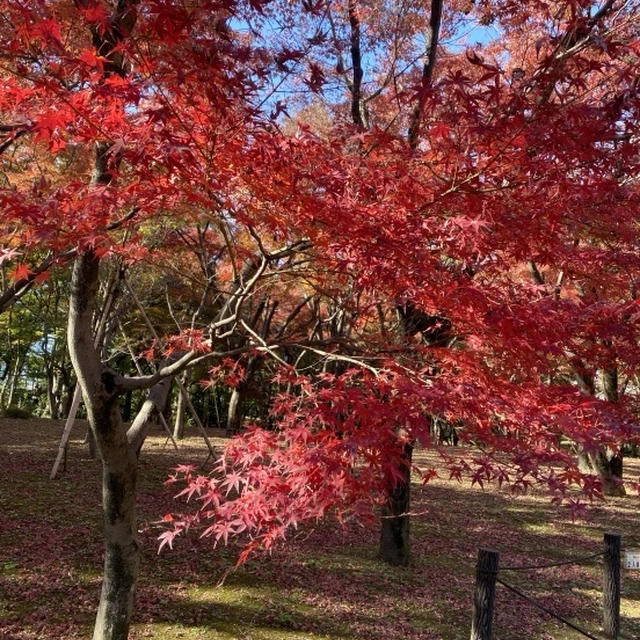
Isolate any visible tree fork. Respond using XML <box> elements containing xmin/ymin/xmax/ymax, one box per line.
<box><xmin>69</xmin><ymin>250</ymin><xmax>141</xmax><ymax>640</ymax></box>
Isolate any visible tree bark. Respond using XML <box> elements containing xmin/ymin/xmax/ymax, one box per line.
<box><xmin>578</xmin><ymin>450</ymin><xmax>593</xmax><ymax>473</ymax></box>
<box><xmin>93</xmin><ymin>457</ymin><xmax>139</xmax><ymax>640</ymax></box>
<box><xmin>68</xmin><ymin>250</ymin><xmax>141</xmax><ymax>640</ymax></box>
<box><xmin>590</xmin><ymin>449</ymin><xmax>625</xmax><ymax>497</ymax></box>
<box><xmin>66</xmin><ymin>5</ymin><xmax>144</xmax><ymax>635</ymax></box>
<box><xmin>122</xmin><ymin>389</ymin><xmax>132</xmax><ymax>422</ymax></box>
<box><xmin>173</xmin><ymin>373</ymin><xmax>188</xmax><ymax>440</ymax></box>
<box><xmin>226</xmin><ymin>387</ymin><xmax>244</xmax><ymax>436</ymax></box>
<box><xmin>379</xmin><ymin>0</ymin><xmax>450</xmax><ymax>544</ymax></box>
<box><xmin>88</xmin><ymin>427</ymin><xmax>101</xmax><ymax>460</ymax></box>
<box><xmin>46</xmin><ymin>369</ymin><xmax>59</xmax><ymax>419</ymax></box>
<box><xmin>4</xmin><ymin>353</ymin><xmax>24</xmax><ymax>407</ymax></box>
<box><xmin>62</xmin><ymin>381</ymin><xmax>76</xmax><ymax>418</ymax></box>
<box><xmin>575</xmin><ymin>365</ymin><xmax>625</xmax><ymax>496</ymax></box>
<box><xmin>598</xmin><ymin>367</ymin><xmax>625</xmax><ymax>496</ymax></box>
<box><xmin>379</xmin><ymin>441</ymin><xmax>412</xmax><ymax>566</ymax></box>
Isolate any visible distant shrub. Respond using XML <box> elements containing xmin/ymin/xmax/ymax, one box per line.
<box><xmin>1</xmin><ymin>406</ymin><xmax>32</xmax><ymax>419</ymax></box>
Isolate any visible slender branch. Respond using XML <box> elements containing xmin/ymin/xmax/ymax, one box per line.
<box><xmin>590</xmin><ymin>0</ymin><xmax>616</xmax><ymax>25</ymax></box>
<box><xmin>528</xmin><ymin>260</ymin><xmax>545</xmax><ymax>285</ymax></box>
<box><xmin>407</xmin><ymin>0</ymin><xmax>444</xmax><ymax>148</ymax></box>
<box><xmin>117</xmin><ymin>350</ymin><xmax>198</xmax><ymax>392</ymax></box>
<box><xmin>126</xmin><ymin>374</ymin><xmax>174</xmax><ymax>451</ymax></box>
<box><xmin>327</xmin><ymin>7</ymin><xmax>354</xmax><ymax>93</ymax></box>
<box><xmin>106</xmin><ymin>206</ymin><xmax>139</xmax><ymax>231</ymax></box>
<box><xmin>526</xmin><ymin>0</ymin><xmax>619</xmax><ymax>103</ymax></box>
<box><xmin>298</xmin><ymin>345</ymin><xmax>380</xmax><ymax>376</ymax></box>
<box><xmin>118</xmin><ymin>322</ymin><xmax>179</xmax><ymax>451</ymax></box>
<box><xmin>275</xmin><ymin>295</ymin><xmax>313</xmax><ymax>339</ymax></box>
<box><xmin>240</xmin><ymin>318</ymin><xmax>289</xmax><ymax>367</ymax></box>
<box><xmin>0</xmin><ymin>249</ymin><xmax>76</xmax><ymax>314</ymax></box>
<box><xmin>0</xmin><ymin>122</ymin><xmax>29</xmax><ymax>132</ymax></box>
<box><xmin>120</xmin><ymin>237</ymin><xmax>312</xmax><ymax>389</ymax></box>
<box><xmin>0</xmin><ymin>128</ymin><xmax>27</xmax><ymax>155</ymax></box>
<box><xmin>348</xmin><ymin>0</ymin><xmax>367</xmax><ymax>127</ymax></box>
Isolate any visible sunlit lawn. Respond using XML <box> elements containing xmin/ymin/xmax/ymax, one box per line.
<box><xmin>1</xmin><ymin>418</ymin><xmax>639</xmax><ymax>640</ymax></box>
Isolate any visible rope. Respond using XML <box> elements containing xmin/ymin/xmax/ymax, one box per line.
<box><xmin>501</xmin><ymin>552</ymin><xmax>604</xmax><ymax>571</ymax></box>
<box><xmin>496</xmin><ymin>577</ymin><xmax>605</xmax><ymax>640</ymax></box>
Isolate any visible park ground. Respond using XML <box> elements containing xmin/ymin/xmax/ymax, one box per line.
<box><xmin>1</xmin><ymin>418</ymin><xmax>639</xmax><ymax>640</ymax></box>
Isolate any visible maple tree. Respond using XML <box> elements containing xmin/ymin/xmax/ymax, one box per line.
<box><xmin>162</xmin><ymin>0</ymin><xmax>640</xmax><ymax>562</ymax></box>
<box><xmin>1</xmin><ymin>0</ymin><xmax>640</xmax><ymax>639</ymax></box>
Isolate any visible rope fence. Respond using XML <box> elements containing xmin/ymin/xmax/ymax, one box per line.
<box><xmin>500</xmin><ymin>551</ymin><xmax>604</xmax><ymax>571</ymax></box>
<box><xmin>496</xmin><ymin>576</ymin><xmax>604</xmax><ymax>640</ymax></box>
<box><xmin>470</xmin><ymin>532</ymin><xmax>622</xmax><ymax>640</ymax></box>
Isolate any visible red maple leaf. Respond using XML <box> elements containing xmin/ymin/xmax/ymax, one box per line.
<box><xmin>9</xmin><ymin>263</ymin><xmax>32</xmax><ymax>282</ymax></box>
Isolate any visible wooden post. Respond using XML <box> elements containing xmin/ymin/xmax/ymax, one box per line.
<box><xmin>471</xmin><ymin>548</ymin><xmax>499</xmax><ymax>640</ymax></box>
<box><xmin>603</xmin><ymin>532</ymin><xmax>621</xmax><ymax>639</ymax></box>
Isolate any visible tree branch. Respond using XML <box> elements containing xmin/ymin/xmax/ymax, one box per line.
<box><xmin>407</xmin><ymin>0</ymin><xmax>444</xmax><ymax>148</ymax></box>
<box><xmin>348</xmin><ymin>0</ymin><xmax>367</xmax><ymax>127</ymax></box>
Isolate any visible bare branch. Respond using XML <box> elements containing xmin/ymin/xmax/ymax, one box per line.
<box><xmin>407</xmin><ymin>0</ymin><xmax>444</xmax><ymax>148</ymax></box>
<box><xmin>0</xmin><ymin>249</ymin><xmax>76</xmax><ymax>314</ymax></box>
<box><xmin>118</xmin><ymin>322</ymin><xmax>179</xmax><ymax>450</ymax></box>
<box><xmin>348</xmin><ymin>0</ymin><xmax>367</xmax><ymax>127</ymax></box>
<box><xmin>275</xmin><ymin>295</ymin><xmax>313</xmax><ymax>339</ymax></box>
<box><xmin>0</xmin><ymin>127</ymin><xmax>27</xmax><ymax>155</ymax></box>
<box><xmin>528</xmin><ymin>260</ymin><xmax>545</xmax><ymax>285</ymax></box>
<box><xmin>106</xmin><ymin>206</ymin><xmax>139</xmax><ymax>231</ymax></box>
<box><xmin>299</xmin><ymin>344</ymin><xmax>380</xmax><ymax>376</ymax></box>
<box><xmin>117</xmin><ymin>350</ymin><xmax>198</xmax><ymax>392</ymax></box>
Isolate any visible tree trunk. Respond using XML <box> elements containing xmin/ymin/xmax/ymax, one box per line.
<box><xmin>578</xmin><ymin>450</ymin><xmax>593</xmax><ymax>473</ymax></box>
<box><xmin>122</xmin><ymin>389</ymin><xmax>132</xmax><ymax>422</ymax></box>
<box><xmin>173</xmin><ymin>388</ymin><xmax>186</xmax><ymax>439</ymax></box>
<box><xmin>226</xmin><ymin>387</ymin><xmax>244</xmax><ymax>436</ymax></box>
<box><xmin>4</xmin><ymin>372</ymin><xmax>16</xmax><ymax>406</ymax></box>
<box><xmin>575</xmin><ymin>366</ymin><xmax>625</xmax><ymax>496</ymax></box>
<box><xmin>62</xmin><ymin>382</ymin><xmax>76</xmax><ymax>419</ymax></box>
<box><xmin>67</xmin><ymin>2</ymin><xmax>143</xmax><ymax>626</ymax></box>
<box><xmin>68</xmin><ymin>250</ymin><xmax>141</xmax><ymax>640</ymax></box>
<box><xmin>93</xmin><ymin>457</ymin><xmax>140</xmax><ymax>640</ymax></box>
<box><xmin>88</xmin><ymin>427</ymin><xmax>101</xmax><ymax>461</ymax></box>
<box><xmin>580</xmin><ymin>446</ymin><xmax>624</xmax><ymax>497</ymax></box>
<box><xmin>591</xmin><ymin>449</ymin><xmax>625</xmax><ymax>497</ymax></box>
<box><xmin>4</xmin><ymin>355</ymin><xmax>23</xmax><ymax>407</ymax></box>
<box><xmin>202</xmin><ymin>390</ymin><xmax>210</xmax><ymax>428</ymax></box>
<box><xmin>46</xmin><ymin>370</ymin><xmax>59</xmax><ymax>419</ymax></box>
<box><xmin>594</xmin><ymin>367</ymin><xmax>625</xmax><ymax>496</ymax></box>
<box><xmin>379</xmin><ymin>442</ymin><xmax>412</xmax><ymax>566</ymax></box>
<box><xmin>173</xmin><ymin>374</ymin><xmax>188</xmax><ymax>440</ymax></box>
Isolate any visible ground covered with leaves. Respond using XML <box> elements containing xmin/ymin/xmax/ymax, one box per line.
<box><xmin>1</xmin><ymin>418</ymin><xmax>639</xmax><ymax>640</ymax></box>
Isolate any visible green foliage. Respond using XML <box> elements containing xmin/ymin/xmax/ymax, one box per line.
<box><xmin>0</xmin><ymin>405</ymin><xmax>32</xmax><ymax>419</ymax></box>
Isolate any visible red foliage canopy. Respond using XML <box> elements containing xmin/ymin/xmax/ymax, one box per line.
<box><xmin>1</xmin><ymin>0</ymin><xmax>639</xmax><ymax>559</ymax></box>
